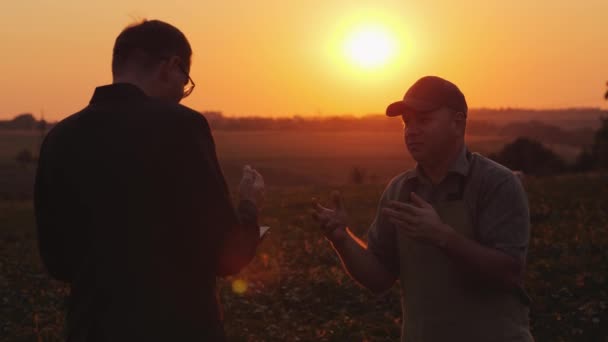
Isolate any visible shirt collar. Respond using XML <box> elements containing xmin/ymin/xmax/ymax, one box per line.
<box><xmin>406</xmin><ymin>145</ymin><xmax>471</xmax><ymax>182</ymax></box>
<box><xmin>89</xmin><ymin>83</ymin><xmax>148</xmax><ymax>105</ymax></box>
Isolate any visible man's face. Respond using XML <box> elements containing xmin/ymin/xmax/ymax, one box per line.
<box><xmin>402</xmin><ymin>106</ymin><xmax>462</xmax><ymax>164</ymax></box>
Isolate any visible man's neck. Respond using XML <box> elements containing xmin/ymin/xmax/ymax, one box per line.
<box><xmin>113</xmin><ymin>75</ymin><xmax>150</xmax><ymax>97</ymax></box>
<box><xmin>419</xmin><ymin>141</ymin><xmax>464</xmax><ymax>185</ymax></box>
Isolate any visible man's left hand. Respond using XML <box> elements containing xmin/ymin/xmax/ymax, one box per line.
<box><xmin>382</xmin><ymin>192</ymin><xmax>453</xmax><ymax>247</ymax></box>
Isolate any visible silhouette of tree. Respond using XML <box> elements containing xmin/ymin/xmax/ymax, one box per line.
<box><xmin>489</xmin><ymin>137</ymin><xmax>566</xmax><ymax>176</ymax></box>
<box><xmin>574</xmin><ymin>147</ymin><xmax>595</xmax><ymax>172</ymax></box>
<box><xmin>37</xmin><ymin>114</ymin><xmax>47</xmax><ymax>156</ymax></box>
<box><xmin>11</xmin><ymin>113</ymin><xmax>37</xmax><ymax>130</ymax></box>
<box><xmin>576</xmin><ymin>84</ymin><xmax>608</xmax><ymax>171</ymax></box>
<box><xmin>590</xmin><ymin>117</ymin><xmax>608</xmax><ymax>169</ymax></box>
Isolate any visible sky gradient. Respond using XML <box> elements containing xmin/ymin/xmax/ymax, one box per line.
<box><xmin>1</xmin><ymin>0</ymin><xmax>607</xmax><ymax>120</ymax></box>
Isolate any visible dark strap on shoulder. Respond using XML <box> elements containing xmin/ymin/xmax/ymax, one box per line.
<box><xmin>448</xmin><ymin>151</ymin><xmax>473</xmax><ymax>201</ymax></box>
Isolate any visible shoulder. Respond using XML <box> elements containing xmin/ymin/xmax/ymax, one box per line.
<box><xmin>137</xmin><ymin>101</ymin><xmax>214</xmax><ymax>144</ymax></box>
<box><xmin>173</xmin><ymin>103</ymin><xmax>210</xmax><ymax>127</ymax></box>
<box><xmin>470</xmin><ymin>152</ymin><xmax>519</xmax><ymax>188</ymax></box>
<box><xmin>41</xmin><ymin>109</ymin><xmax>88</xmax><ymax>149</ymax></box>
<box><xmin>469</xmin><ymin>152</ymin><xmax>526</xmax><ymax>205</ymax></box>
<box><xmin>147</xmin><ymin>100</ymin><xmax>210</xmax><ymax>128</ymax></box>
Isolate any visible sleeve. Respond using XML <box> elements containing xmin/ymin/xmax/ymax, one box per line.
<box><xmin>476</xmin><ymin>173</ymin><xmax>530</xmax><ymax>263</ymax></box>
<box><xmin>366</xmin><ymin>178</ymin><xmax>402</xmax><ymax>277</ymax></box>
<box><xmin>186</xmin><ymin>115</ymin><xmax>259</xmax><ymax>276</ymax></box>
<box><xmin>34</xmin><ymin>135</ymin><xmax>74</xmax><ymax>282</ymax></box>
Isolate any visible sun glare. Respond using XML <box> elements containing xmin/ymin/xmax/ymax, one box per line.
<box><xmin>344</xmin><ymin>25</ymin><xmax>397</xmax><ymax>69</ymax></box>
<box><xmin>232</xmin><ymin>279</ymin><xmax>248</xmax><ymax>294</ymax></box>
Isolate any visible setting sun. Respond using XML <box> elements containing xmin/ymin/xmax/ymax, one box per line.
<box><xmin>2</xmin><ymin>2</ymin><xmax>608</xmax><ymax>341</ymax></box>
<box><xmin>344</xmin><ymin>25</ymin><xmax>397</xmax><ymax>69</ymax></box>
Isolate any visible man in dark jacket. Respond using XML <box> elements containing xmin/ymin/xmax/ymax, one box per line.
<box><xmin>34</xmin><ymin>20</ymin><xmax>264</xmax><ymax>341</ymax></box>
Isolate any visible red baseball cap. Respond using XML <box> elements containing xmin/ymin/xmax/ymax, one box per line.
<box><xmin>386</xmin><ymin>76</ymin><xmax>468</xmax><ymax>117</ymax></box>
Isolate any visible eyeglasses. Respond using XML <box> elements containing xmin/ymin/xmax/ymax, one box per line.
<box><xmin>161</xmin><ymin>55</ymin><xmax>196</xmax><ymax>99</ymax></box>
<box><xmin>177</xmin><ymin>63</ymin><xmax>196</xmax><ymax>99</ymax></box>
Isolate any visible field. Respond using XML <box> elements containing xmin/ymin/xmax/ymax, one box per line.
<box><xmin>0</xmin><ymin>128</ymin><xmax>536</xmax><ymax>197</ymax></box>
<box><xmin>1</xmin><ymin>129</ymin><xmax>607</xmax><ymax>341</ymax></box>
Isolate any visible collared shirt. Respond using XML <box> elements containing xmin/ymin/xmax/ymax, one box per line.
<box><xmin>406</xmin><ymin>144</ymin><xmax>471</xmax><ymax>204</ymax></box>
<box><xmin>367</xmin><ymin>145</ymin><xmax>530</xmax><ymax>277</ymax></box>
<box><xmin>34</xmin><ymin>83</ymin><xmax>259</xmax><ymax>341</ymax></box>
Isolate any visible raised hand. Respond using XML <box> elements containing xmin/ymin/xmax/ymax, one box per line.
<box><xmin>239</xmin><ymin>165</ymin><xmax>265</xmax><ymax>209</ymax></box>
<box><xmin>382</xmin><ymin>192</ymin><xmax>453</xmax><ymax>247</ymax></box>
<box><xmin>312</xmin><ymin>191</ymin><xmax>350</xmax><ymax>242</ymax></box>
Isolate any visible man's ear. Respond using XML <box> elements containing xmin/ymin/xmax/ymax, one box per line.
<box><xmin>453</xmin><ymin>111</ymin><xmax>467</xmax><ymax>135</ymax></box>
<box><xmin>158</xmin><ymin>56</ymin><xmax>180</xmax><ymax>83</ymax></box>
<box><xmin>454</xmin><ymin>111</ymin><xmax>466</xmax><ymax>122</ymax></box>
<box><xmin>157</xmin><ymin>59</ymin><xmax>171</xmax><ymax>83</ymax></box>
<box><xmin>167</xmin><ymin>55</ymin><xmax>182</xmax><ymax>69</ymax></box>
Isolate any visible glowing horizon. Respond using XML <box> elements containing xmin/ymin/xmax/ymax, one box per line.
<box><xmin>1</xmin><ymin>1</ymin><xmax>607</xmax><ymax>121</ymax></box>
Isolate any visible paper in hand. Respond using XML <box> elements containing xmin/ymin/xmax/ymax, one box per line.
<box><xmin>243</xmin><ymin>165</ymin><xmax>264</xmax><ymax>190</ymax></box>
<box><xmin>259</xmin><ymin>225</ymin><xmax>270</xmax><ymax>238</ymax></box>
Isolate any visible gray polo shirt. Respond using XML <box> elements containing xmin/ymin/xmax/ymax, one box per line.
<box><xmin>367</xmin><ymin>146</ymin><xmax>530</xmax><ymax>277</ymax></box>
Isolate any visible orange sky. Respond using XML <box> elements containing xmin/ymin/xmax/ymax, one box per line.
<box><xmin>1</xmin><ymin>0</ymin><xmax>607</xmax><ymax>121</ymax></box>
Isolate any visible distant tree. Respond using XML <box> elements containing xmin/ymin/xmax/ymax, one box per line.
<box><xmin>573</xmin><ymin>147</ymin><xmax>595</xmax><ymax>172</ymax></box>
<box><xmin>37</xmin><ymin>116</ymin><xmax>48</xmax><ymax>156</ymax></box>
<box><xmin>350</xmin><ymin>167</ymin><xmax>366</xmax><ymax>184</ymax></box>
<box><xmin>11</xmin><ymin>113</ymin><xmax>37</xmax><ymax>130</ymax></box>
<box><xmin>590</xmin><ymin>117</ymin><xmax>608</xmax><ymax>169</ymax></box>
<box><xmin>15</xmin><ymin>149</ymin><xmax>34</xmax><ymax>168</ymax></box>
<box><xmin>37</xmin><ymin>118</ymin><xmax>47</xmax><ymax>132</ymax></box>
<box><xmin>575</xmin><ymin>84</ymin><xmax>608</xmax><ymax>171</ymax></box>
<box><xmin>600</xmin><ymin>83</ymin><xmax>608</xmax><ymax>168</ymax></box>
<box><xmin>598</xmin><ymin>82</ymin><xmax>608</xmax><ymax>168</ymax></box>
<box><xmin>489</xmin><ymin>137</ymin><xmax>566</xmax><ymax>176</ymax></box>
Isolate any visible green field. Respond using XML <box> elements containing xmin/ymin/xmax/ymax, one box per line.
<box><xmin>1</xmin><ymin>174</ymin><xmax>607</xmax><ymax>341</ymax></box>
<box><xmin>1</xmin><ymin>128</ymin><xmax>606</xmax><ymax>341</ymax></box>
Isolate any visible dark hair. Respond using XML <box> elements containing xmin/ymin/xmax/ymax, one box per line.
<box><xmin>112</xmin><ymin>20</ymin><xmax>192</xmax><ymax>77</ymax></box>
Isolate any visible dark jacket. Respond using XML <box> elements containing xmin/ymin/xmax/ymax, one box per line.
<box><xmin>34</xmin><ymin>83</ymin><xmax>259</xmax><ymax>341</ymax></box>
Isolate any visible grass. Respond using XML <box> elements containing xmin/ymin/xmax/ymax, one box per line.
<box><xmin>2</xmin><ymin>175</ymin><xmax>607</xmax><ymax>341</ymax></box>
<box><xmin>0</xmin><ymin>129</ymin><xmax>604</xmax><ymax>341</ymax></box>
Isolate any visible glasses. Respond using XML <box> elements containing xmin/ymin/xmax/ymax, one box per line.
<box><xmin>177</xmin><ymin>63</ymin><xmax>196</xmax><ymax>99</ymax></box>
<box><xmin>161</xmin><ymin>56</ymin><xmax>196</xmax><ymax>98</ymax></box>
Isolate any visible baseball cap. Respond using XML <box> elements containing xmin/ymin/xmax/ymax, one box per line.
<box><xmin>386</xmin><ymin>76</ymin><xmax>468</xmax><ymax>117</ymax></box>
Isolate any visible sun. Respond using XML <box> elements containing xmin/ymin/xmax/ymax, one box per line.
<box><xmin>344</xmin><ymin>25</ymin><xmax>397</xmax><ymax>69</ymax></box>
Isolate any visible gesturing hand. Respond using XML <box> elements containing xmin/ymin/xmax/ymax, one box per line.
<box><xmin>311</xmin><ymin>191</ymin><xmax>349</xmax><ymax>242</ymax></box>
<box><xmin>381</xmin><ymin>192</ymin><xmax>453</xmax><ymax>247</ymax></box>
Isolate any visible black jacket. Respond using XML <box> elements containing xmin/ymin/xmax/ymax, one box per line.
<box><xmin>34</xmin><ymin>83</ymin><xmax>259</xmax><ymax>341</ymax></box>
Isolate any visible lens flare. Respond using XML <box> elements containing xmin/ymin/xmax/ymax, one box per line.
<box><xmin>232</xmin><ymin>279</ymin><xmax>248</xmax><ymax>294</ymax></box>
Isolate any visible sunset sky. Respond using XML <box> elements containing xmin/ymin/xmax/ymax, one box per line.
<box><xmin>1</xmin><ymin>0</ymin><xmax>607</xmax><ymax>121</ymax></box>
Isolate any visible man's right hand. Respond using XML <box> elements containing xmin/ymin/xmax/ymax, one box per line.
<box><xmin>312</xmin><ymin>191</ymin><xmax>349</xmax><ymax>243</ymax></box>
<box><xmin>239</xmin><ymin>165</ymin><xmax>265</xmax><ymax>209</ymax></box>
<box><xmin>312</xmin><ymin>191</ymin><xmax>398</xmax><ymax>293</ymax></box>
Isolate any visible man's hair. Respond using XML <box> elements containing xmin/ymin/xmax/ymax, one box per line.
<box><xmin>112</xmin><ymin>20</ymin><xmax>192</xmax><ymax>77</ymax></box>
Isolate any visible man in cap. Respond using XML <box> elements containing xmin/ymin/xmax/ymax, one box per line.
<box><xmin>313</xmin><ymin>76</ymin><xmax>534</xmax><ymax>341</ymax></box>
